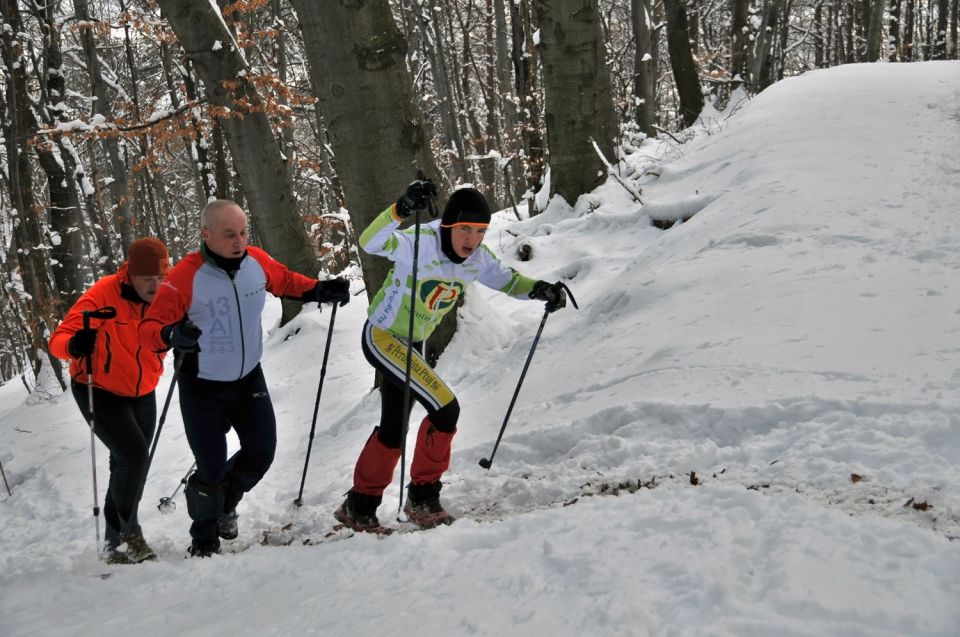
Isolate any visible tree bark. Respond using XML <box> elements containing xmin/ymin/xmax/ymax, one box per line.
<box><xmin>156</xmin><ymin>0</ymin><xmax>319</xmax><ymax>323</ymax></box>
<box><xmin>72</xmin><ymin>0</ymin><xmax>130</xmax><ymax>268</ymax></box>
<box><xmin>889</xmin><ymin>0</ymin><xmax>902</xmax><ymax>60</ymax></box>
<box><xmin>511</xmin><ymin>0</ymin><xmax>546</xmax><ymax>214</ymax></box>
<box><xmin>731</xmin><ymin>0</ymin><xmax>752</xmax><ymax>85</ymax></box>
<box><xmin>33</xmin><ymin>3</ymin><xmax>85</xmax><ymax>306</ymax></box>
<box><xmin>663</xmin><ymin>0</ymin><xmax>705</xmax><ymax>125</ymax></box>
<box><xmin>407</xmin><ymin>0</ymin><xmax>466</xmax><ymax>183</ymax></box>
<box><xmin>632</xmin><ymin>0</ymin><xmax>658</xmax><ymax>136</ymax></box>
<box><xmin>288</xmin><ymin>0</ymin><xmax>458</xmax><ymax>359</ymax></box>
<box><xmin>1</xmin><ymin>0</ymin><xmax>66</xmax><ymax>389</ymax></box>
<box><xmin>288</xmin><ymin>1</ymin><xmax>439</xmax><ymax>288</ymax></box>
<box><xmin>534</xmin><ymin>0</ymin><xmax>619</xmax><ymax>205</ymax></box>
<box><xmin>865</xmin><ymin>0</ymin><xmax>887</xmax><ymax>60</ymax></box>
<box><xmin>903</xmin><ymin>0</ymin><xmax>915</xmax><ymax>60</ymax></box>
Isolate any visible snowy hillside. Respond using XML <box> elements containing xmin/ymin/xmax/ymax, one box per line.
<box><xmin>2</xmin><ymin>61</ymin><xmax>959</xmax><ymax>637</ymax></box>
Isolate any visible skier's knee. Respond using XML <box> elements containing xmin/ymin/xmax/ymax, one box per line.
<box><xmin>376</xmin><ymin>425</ymin><xmax>403</xmax><ymax>449</ymax></box>
<box><xmin>429</xmin><ymin>399</ymin><xmax>459</xmax><ymax>433</ymax></box>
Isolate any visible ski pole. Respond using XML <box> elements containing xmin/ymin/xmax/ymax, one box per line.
<box><xmin>294</xmin><ymin>303</ymin><xmax>339</xmax><ymax>506</ymax></box>
<box><xmin>158</xmin><ymin>461</ymin><xmax>195</xmax><ymax>514</ymax></box>
<box><xmin>397</xmin><ymin>171</ymin><xmax>436</xmax><ymax>519</ymax></box>
<box><xmin>122</xmin><ymin>354</ymin><xmax>184</xmax><ymax>533</ymax></box>
<box><xmin>81</xmin><ymin>306</ymin><xmax>118</xmax><ymax>555</ymax></box>
<box><xmin>479</xmin><ymin>283</ymin><xmax>578</xmax><ymax>470</ymax></box>
<box><xmin>0</xmin><ymin>460</ymin><xmax>11</xmax><ymax>497</ymax></box>
<box><xmin>397</xmin><ymin>209</ymin><xmax>421</xmax><ymax>519</ymax></box>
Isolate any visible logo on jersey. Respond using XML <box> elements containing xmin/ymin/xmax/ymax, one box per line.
<box><xmin>420</xmin><ymin>280</ymin><xmax>463</xmax><ymax>311</ymax></box>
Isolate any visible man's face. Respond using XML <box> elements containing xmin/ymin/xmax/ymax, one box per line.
<box><xmin>130</xmin><ymin>275</ymin><xmax>164</xmax><ymax>303</ymax></box>
<box><xmin>201</xmin><ymin>205</ymin><xmax>248</xmax><ymax>258</ymax></box>
<box><xmin>450</xmin><ymin>225</ymin><xmax>487</xmax><ymax>259</ymax></box>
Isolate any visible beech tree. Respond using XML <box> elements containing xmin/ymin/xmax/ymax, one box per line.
<box><xmin>534</xmin><ymin>0</ymin><xmax>619</xmax><ymax>204</ymax></box>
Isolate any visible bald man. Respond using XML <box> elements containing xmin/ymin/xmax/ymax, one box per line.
<box><xmin>140</xmin><ymin>199</ymin><xmax>350</xmax><ymax>557</ymax></box>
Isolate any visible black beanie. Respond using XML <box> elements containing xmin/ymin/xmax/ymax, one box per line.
<box><xmin>441</xmin><ymin>188</ymin><xmax>491</xmax><ymax>227</ymax></box>
<box><xmin>440</xmin><ymin>188</ymin><xmax>491</xmax><ymax>263</ymax></box>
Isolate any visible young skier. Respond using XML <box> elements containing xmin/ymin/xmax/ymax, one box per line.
<box><xmin>49</xmin><ymin>237</ymin><xmax>172</xmax><ymax>563</ymax></box>
<box><xmin>335</xmin><ymin>182</ymin><xmax>567</xmax><ymax>531</ymax></box>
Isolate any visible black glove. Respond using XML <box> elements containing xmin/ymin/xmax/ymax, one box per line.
<box><xmin>161</xmin><ymin>320</ymin><xmax>202</xmax><ymax>353</ymax></box>
<box><xmin>313</xmin><ymin>278</ymin><xmax>350</xmax><ymax>307</ymax></box>
<box><xmin>529</xmin><ymin>280</ymin><xmax>566</xmax><ymax>313</ymax></box>
<box><xmin>68</xmin><ymin>328</ymin><xmax>97</xmax><ymax>358</ymax></box>
<box><xmin>396</xmin><ymin>179</ymin><xmax>437</xmax><ymax>218</ymax></box>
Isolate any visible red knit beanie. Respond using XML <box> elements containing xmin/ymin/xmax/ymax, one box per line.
<box><xmin>127</xmin><ymin>238</ymin><xmax>170</xmax><ymax>276</ymax></box>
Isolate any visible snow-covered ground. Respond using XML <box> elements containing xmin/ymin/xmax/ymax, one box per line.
<box><xmin>2</xmin><ymin>61</ymin><xmax>959</xmax><ymax>637</ymax></box>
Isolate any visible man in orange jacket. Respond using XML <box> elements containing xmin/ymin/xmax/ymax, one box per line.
<box><xmin>50</xmin><ymin>238</ymin><xmax>171</xmax><ymax>564</ymax></box>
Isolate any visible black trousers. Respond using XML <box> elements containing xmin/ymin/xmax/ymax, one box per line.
<box><xmin>179</xmin><ymin>365</ymin><xmax>276</xmax><ymax>548</ymax></box>
<box><xmin>71</xmin><ymin>382</ymin><xmax>156</xmax><ymax>539</ymax></box>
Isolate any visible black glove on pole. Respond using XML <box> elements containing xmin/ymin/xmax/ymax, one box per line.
<box><xmin>480</xmin><ymin>283</ymin><xmax>578</xmax><ymax>470</ymax></box>
<box><xmin>294</xmin><ymin>303</ymin><xmax>339</xmax><ymax>506</ymax></box>
<box><xmin>162</xmin><ymin>320</ymin><xmax>202</xmax><ymax>353</ymax></box>
<box><xmin>81</xmin><ymin>306</ymin><xmax>117</xmax><ymax>556</ymax></box>
<box><xmin>313</xmin><ymin>278</ymin><xmax>350</xmax><ymax>307</ymax></box>
<box><xmin>529</xmin><ymin>280</ymin><xmax>567</xmax><ymax>313</ymax></box>
<box><xmin>396</xmin><ymin>177</ymin><xmax>438</xmax><ymax>218</ymax></box>
<box><xmin>68</xmin><ymin>328</ymin><xmax>97</xmax><ymax>358</ymax></box>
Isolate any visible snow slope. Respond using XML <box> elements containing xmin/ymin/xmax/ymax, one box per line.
<box><xmin>2</xmin><ymin>61</ymin><xmax>959</xmax><ymax>637</ymax></box>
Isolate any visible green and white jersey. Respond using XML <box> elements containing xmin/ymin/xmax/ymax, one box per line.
<box><xmin>360</xmin><ymin>205</ymin><xmax>538</xmax><ymax>342</ymax></box>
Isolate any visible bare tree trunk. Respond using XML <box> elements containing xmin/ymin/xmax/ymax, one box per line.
<box><xmin>950</xmin><ymin>0</ymin><xmax>958</xmax><ymax>58</ymax></box>
<box><xmin>936</xmin><ymin>0</ymin><xmax>949</xmax><ymax>57</ymax></box>
<box><xmin>663</xmin><ymin>0</ymin><xmax>705</xmax><ymax>125</ymax></box>
<box><xmin>289</xmin><ymin>0</ymin><xmax>440</xmax><ymax>278</ymax></box>
<box><xmin>731</xmin><ymin>0</ymin><xmax>752</xmax><ymax>85</ymax></box>
<box><xmin>288</xmin><ymin>0</ymin><xmax>459</xmax><ymax>358</ymax></box>
<box><xmin>72</xmin><ymin>0</ymin><xmax>131</xmax><ymax>266</ymax></box>
<box><xmin>494</xmin><ymin>0</ymin><xmax>518</xmax><ymax>139</ymax></box>
<box><xmin>32</xmin><ymin>3</ymin><xmax>85</xmax><ymax>306</ymax></box>
<box><xmin>407</xmin><ymin>0</ymin><xmax>466</xmax><ymax>183</ymax></box>
<box><xmin>632</xmin><ymin>0</ymin><xmax>658</xmax><ymax>136</ymax></box>
<box><xmin>903</xmin><ymin>0</ymin><xmax>915</xmax><ymax>60</ymax></box>
<box><xmin>511</xmin><ymin>0</ymin><xmax>546</xmax><ymax>214</ymax></box>
<box><xmin>534</xmin><ymin>0</ymin><xmax>619</xmax><ymax>204</ymax></box>
<box><xmin>889</xmin><ymin>0</ymin><xmax>902</xmax><ymax>60</ymax></box>
<box><xmin>156</xmin><ymin>0</ymin><xmax>319</xmax><ymax>324</ymax></box>
<box><xmin>272</xmin><ymin>0</ymin><xmax>297</xmax><ymax>186</ymax></box>
<box><xmin>844</xmin><ymin>0</ymin><xmax>856</xmax><ymax>62</ymax></box>
<box><xmin>866</xmin><ymin>0</ymin><xmax>887</xmax><ymax>60</ymax></box>
<box><xmin>1</xmin><ymin>0</ymin><xmax>66</xmax><ymax>389</ymax></box>
<box><xmin>752</xmin><ymin>0</ymin><xmax>784</xmax><ymax>91</ymax></box>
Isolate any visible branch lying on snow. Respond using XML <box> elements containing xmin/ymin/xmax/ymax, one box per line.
<box><xmin>589</xmin><ymin>137</ymin><xmax>644</xmax><ymax>206</ymax></box>
<box><xmin>589</xmin><ymin>137</ymin><xmax>717</xmax><ymax>228</ymax></box>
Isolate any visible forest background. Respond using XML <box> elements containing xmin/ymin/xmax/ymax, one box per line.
<box><xmin>1</xmin><ymin>0</ymin><xmax>958</xmax><ymax>390</ymax></box>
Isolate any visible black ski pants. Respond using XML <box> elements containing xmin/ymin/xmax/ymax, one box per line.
<box><xmin>179</xmin><ymin>365</ymin><xmax>276</xmax><ymax>549</ymax></box>
<box><xmin>71</xmin><ymin>382</ymin><xmax>156</xmax><ymax>540</ymax></box>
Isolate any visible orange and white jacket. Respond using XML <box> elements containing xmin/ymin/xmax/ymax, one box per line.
<box><xmin>49</xmin><ymin>263</ymin><xmax>167</xmax><ymax>397</ymax></box>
